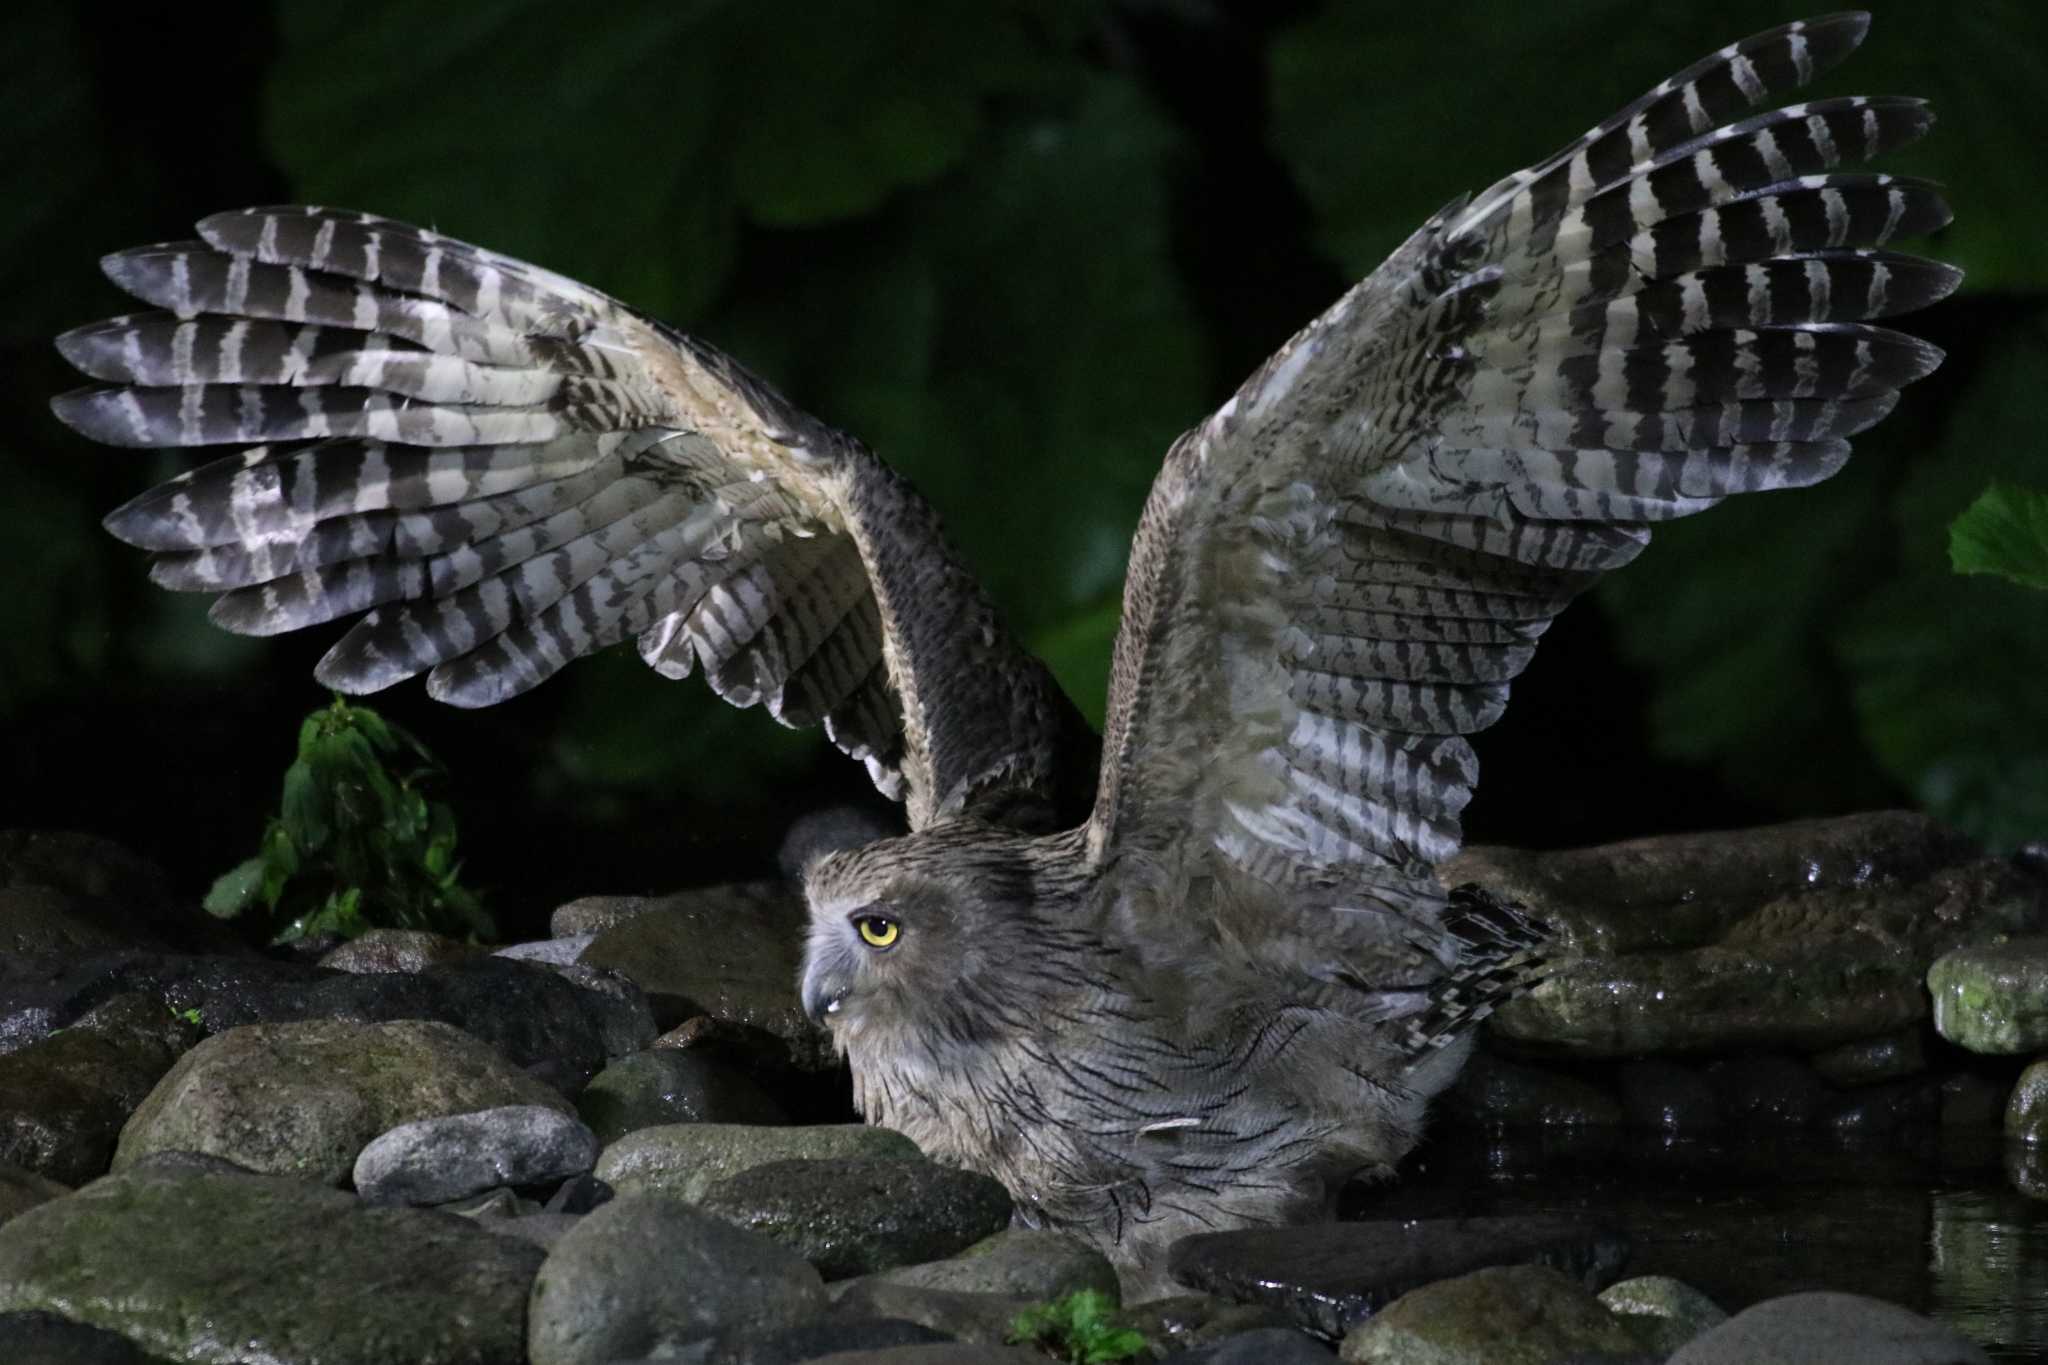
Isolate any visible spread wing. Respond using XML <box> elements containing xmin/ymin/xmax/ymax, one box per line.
<box><xmin>52</xmin><ymin>207</ymin><xmax>1096</xmax><ymax>831</ymax></box>
<box><xmin>1087</xmin><ymin>17</ymin><xmax>1956</xmax><ymax>957</ymax></box>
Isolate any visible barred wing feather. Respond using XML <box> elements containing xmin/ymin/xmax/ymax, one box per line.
<box><xmin>52</xmin><ymin>207</ymin><xmax>1093</xmax><ymax>830</ymax></box>
<box><xmin>1087</xmin><ymin>16</ymin><xmax>1956</xmax><ymax>931</ymax></box>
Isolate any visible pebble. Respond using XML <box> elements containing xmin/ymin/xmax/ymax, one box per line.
<box><xmin>1930</xmin><ymin>939</ymin><xmax>2048</xmax><ymax>1055</ymax></box>
<box><xmin>316</xmin><ymin>928</ymin><xmax>479</xmax><ymax>974</ymax></box>
<box><xmin>1180</xmin><ymin>1326</ymin><xmax>1337</xmax><ymax>1363</ymax></box>
<box><xmin>824</xmin><ymin>1280</ymin><xmax>1035</xmax><ymax>1346</ymax></box>
<box><xmin>2005</xmin><ymin>1058</ymin><xmax>2048</xmax><ymax>1143</ymax></box>
<box><xmin>1599</xmin><ymin>1275</ymin><xmax>1727</xmax><ymax>1356</ymax></box>
<box><xmin>1168</xmin><ymin>1216</ymin><xmax>1629</xmax><ymax>1339</ymax></box>
<box><xmin>114</xmin><ymin>1017</ymin><xmax>573</xmax><ymax>1185</ymax></box>
<box><xmin>0</xmin><ymin>1162</ymin><xmax>542</xmax><ymax>1365</ymax></box>
<box><xmin>849</xmin><ymin>1227</ymin><xmax>1118</xmax><ymax>1300</ymax></box>
<box><xmin>1667</xmin><ymin>1290</ymin><xmax>1991</xmax><ymax>1364</ymax></box>
<box><xmin>699</xmin><ymin>1155</ymin><xmax>1012</xmax><ymax>1279</ymax></box>
<box><xmin>352</xmin><ymin>1103</ymin><xmax>599</xmax><ymax>1204</ymax></box>
<box><xmin>1337</xmin><ymin>1263</ymin><xmax>1647</xmax><ymax>1363</ymax></box>
<box><xmin>689</xmin><ymin>1315</ymin><xmax>952</xmax><ymax>1365</ymax></box>
<box><xmin>578</xmin><ymin>882</ymin><xmax>835</xmax><ymax>1069</ymax></box>
<box><xmin>577</xmin><ymin>1047</ymin><xmax>788</xmax><ymax>1143</ymax></box>
<box><xmin>0</xmin><ymin>992</ymin><xmax>197</xmax><ymax>1183</ymax></box>
<box><xmin>526</xmin><ymin>1193</ymin><xmax>827</xmax><ymax>1365</ymax></box>
<box><xmin>597</xmin><ymin>1121</ymin><xmax>919</xmax><ymax>1204</ymax></box>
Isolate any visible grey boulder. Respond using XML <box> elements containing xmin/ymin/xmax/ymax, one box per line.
<box><xmin>353</xmin><ymin>1104</ymin><xmax>599</xmax><ymax>1204</ymax></box>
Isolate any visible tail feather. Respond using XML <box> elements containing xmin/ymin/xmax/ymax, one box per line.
<box><xmin>1400</xmin><ymin>884</ymin><xmax>1557</xmax><ymax>1056</ymax></box>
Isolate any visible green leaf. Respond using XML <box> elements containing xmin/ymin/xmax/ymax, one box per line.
<box><xmin>1268</xmin><ymin>2</ymin><xmax>2048</xmax><ymax>290</ymax></box>
<box><xmin>264</xmin><ymin>1</ymin><xmax>1058</xmax><ymax>324</ymax></box>
<box><xmin>279</xmin><ymin>761</ymin><xmax>331</xmax><ymax>853</ymax></box>
<box><xmin>203</xmin><ymin>857</ymin><xmax>267</xmax><ymax>919</ymax></box>
<box><xmin>1950</xmin><ymin>482</ymin><xmax>2048</xmax><ymax>590</ymax></box>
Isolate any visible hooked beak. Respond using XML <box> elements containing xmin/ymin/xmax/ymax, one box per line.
<box><xmin>801</xmin><ymin>963</ymin><xmax>848</xmax><ymax>1028</ymax></box>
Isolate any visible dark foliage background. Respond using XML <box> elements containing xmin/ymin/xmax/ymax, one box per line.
<box><xmin>4</xmin><ymin>0</ymin><xmax>2043</xmax><ymax>937</ymax></box>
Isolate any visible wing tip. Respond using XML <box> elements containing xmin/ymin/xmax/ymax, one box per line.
<box><xmin>51</xmin><ymin>385</ymin><xmax>153</xmax><ymax>448</ymax></box>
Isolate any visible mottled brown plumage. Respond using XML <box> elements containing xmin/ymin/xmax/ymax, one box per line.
<box><xmin>52</xmin><ymin>14</ymin><xmax>1953</xmax><ymax>1288</ymax></box>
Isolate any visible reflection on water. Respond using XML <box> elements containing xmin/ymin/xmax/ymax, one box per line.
<box><xmin>1353</xmin><ymin>1128</ymin><xmax>2048</xmax><ymax>1362</ymax></box>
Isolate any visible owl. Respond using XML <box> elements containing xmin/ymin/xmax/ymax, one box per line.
<box><xmin>52</xmin><ymin>15</ymin><xmax>1952</xmax><ymax>1288</ymax></box>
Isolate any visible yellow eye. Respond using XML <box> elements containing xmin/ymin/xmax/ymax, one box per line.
<box><xmin>855</xmin><ymin>916</ymin><xmax>900</xmax><ymax>949</ymax></box>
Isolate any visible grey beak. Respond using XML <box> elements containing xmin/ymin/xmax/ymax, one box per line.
<box><xmin>800</xmin><ymin>966</ymin><xmax>847</xmax><ymax>1028</ymax></box>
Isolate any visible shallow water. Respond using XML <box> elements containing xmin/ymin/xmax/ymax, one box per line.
<box><xmin>1355</xmin><ymin>1127</ymin><xmax>2048</xmax><ymax>1361</ymax></box>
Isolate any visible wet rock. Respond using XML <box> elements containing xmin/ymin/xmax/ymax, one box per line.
<box><xmin>0</xmin><ymin>886</ymin><xmax>143</xmax><ymax>974</ymax></box>
<box><xmin>579</xmin><ymin>882</ymin><xmax>834</xmax><ymax>1069</ymax></box>
<box><xmin>550</xmin><ymin>893</ymin><xmax>657</xmax><ymax>938</ymax></box>
<box><xmin>480</xmin><ymin>1210</ymin><xmax>583</xmax><ymax>1251</ymax></box>
<box><xmin>1616</xmin><ymin>1061</ymin><xmax>1720</xmax><ymax>1131</ymax></box>
<box><xmin>1167</xmin><ymin>1216</ymin><xmax>1629</xmax><ymax>1339</ymax></box>
<box><xmin>0</xmin><ymin>951</ymin><xmax>634</xmax><ymax>1085</ymax></box>
<box><xmin>449</xmin><ymin>1185</ymin><xmax>545</xmax><ymax>1220</ymax></box>
<box><xmin>1940</xmin><ymin>1072</ymin><xmax>2008</xmax><ymax>1130</ymax></box>
<box><xmin>0</xmin><ymin>1160</ymin><xmax>69</xmax><ymax>1228</ymax></box>
<box><xmin>0</xmin><ymin>1162</ymin><xmax>542</xmax><ymax>1365</ymax></box>
<box><xmin>1704</xmin><ymin>1055</ymin><xmax>1827</xmax><ymax>1127</ymax></box>
<box><xmin>0</xmin><ymin>831</ymin><xmax>241</xmax><ymax>972</ymax></box>
<box><xmin>701</xmin><ymin>1156</ymin><xmax>1012</xmax><ymax>1279</ymax></box>
<box><xmin>824</xmin><ymin>1280</ymin><xmax>1033</xmax><ymax>1346</ymax></box>
<box><xmin>598</xmin><ymin>1122</ymin><xmax>920</xmax><ymax>1204</ymax></box>
<box><xmin>577</xmin><ymin>1048</ymin><xmax>788</xmax><ymax>1143</ymax></box>
<box><xmin>2005</xmin><ymin>1059</ymin><xmax>2048</xmax><ymax>1144</ymax></box>
<box><xmin>1116</xmin><ymin>1295</ymin><xmax>1297</xmax><ymax>1353</ymax></box>
<box><xmin>527</xmin><ymin>1193</ymin><xmax>826</xmax><ymax>1365</ymax></box>
<box><xmin>0</xmin><ymin>830</ymin><xmax>174</xmax><ymax>908</ymax></box>
<box><xmin>0</xmin><ymin>1310</ymin><xmax>180</xmax><ymax>1365</ymax></box>
<box><xmin>554</xmin><ymin>963</ymin><xmax>659</xmax><ymax>1060</ymax></box>
<box><xmin>0</xmin><ymin>993</ymin><xmax>198</xmax><ymax>1183</ymax></box>
<box><xmin>353</xmin><ymin>1104</ymin><xmax>600</xmax><ymax>1204</ymax></box>
<box><xmin>1446</xmin><ymin>813</ymin><xmax>1986</xmax><ymax>951</ymax></box>
<box><xmin>492</xmin><ymin>935</ymin><xmax>596</xmax><ymax>966</ymax></box>
<box><xmin>1599</xmin><ymin>1275</ymin><xmax>1726</xmax><ymax>1356</ymax></box>
<box><xmin>1666</xmin><ymin>1290</ymin><xmax>1990</xmax><ymax>1364</ymax></box>
<box><xmin>115</xmin><ymin>1017</ymin><xmax>573</xmax><ymax>1184</ymax></box>
<box><xmin>1472</xmin><ymin>815</ymin><xmax>2043</xmax><ymax>1057</ymax></box>
<box><xmin>799</xmin><ymin>1349</ymin><xmax>1041</xmax><ymax>1365</ymax></box>
<box><xmin>1930</xmin><ymin>938</ymin><xmax>2048</xmax><ymax>1055</ymax></box>
<box><xmin>2004</xmin><ymin>1141</ymin><xmax>2048</xmax><ymax>1200</ymax></box>
<box><xmin>546</xmin><ymin>1173</ymin><xmax>613</xmax><ymax>1214</ymax></box>
<box><xmin>1440</xmin><ymin>1053</ymin><xmax>1621</xmax><ymax>1128</ymax></box>
<box><xmin>1179</xmin><ymin>1326</ymin><xmax>1336</xmax><ymax>1363</ymax></box>
<box><xmin>1810</xmin><ymin>1029</ymin><xmax>1930</xmax><ymax>1086</ymax></box>
<box><xmin>1821</xmin><ymin>1078</ymin><xmax>1940</xmax><ymax>1137</ymax></box>
<box><xmin>694</xmin><ymin>1315</ymin><xmax>953</xmax><ymax>1365</ymax></box>
<box><xmin>852</xmin><ymin>1227</ymin><xmax>1118</xmax><ymax>1301</ymax></box>
<box><xmin>316</xmin><ymin>927</ymin><xmax>481</xmax><ymax>974</ymax></box>
<box><xmin>1337</xmin><ymin>1263</ymin><xmax>1646</xmax><ymax>1364</ymax></box>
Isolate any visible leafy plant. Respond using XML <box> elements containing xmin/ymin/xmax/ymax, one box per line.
<box><xmin>1951</xmin><ymin>482</ymin><xmax>2048</xmax><ymax>591</ymax></box>
<box><xmin>204</xmin><ymin>698</ymin><xmax>492</xmax><ymax>943</ymax></box>
<box><xmin>1006</xmin><ymin>1289</ymin><xmax>1149</xmax><ymax>1364</ymax></box>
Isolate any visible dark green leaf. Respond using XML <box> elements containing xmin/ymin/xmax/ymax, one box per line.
<box><xmin>203</xmin><ymin>856</ymin><xmax>266</xmax><ymax>919</ymax></box>
<box><xmin>1268</xmin><ymin>2</ymin><xmax>2048</xmax><ymax>291</ymax></box>
<box><xmin>1950</xmin><ymin>482</ymin><xmax>2048</xmax><ymax>590</ymax></box>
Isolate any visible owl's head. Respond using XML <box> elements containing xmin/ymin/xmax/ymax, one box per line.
<box><xmin>797</xmin><ymin>822</ymin><xmax>1081</xmax><ymax>1049</ymax></box>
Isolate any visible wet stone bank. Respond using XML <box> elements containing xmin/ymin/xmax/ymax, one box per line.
<box><xmin>0</xmin><ymin>813</ymin><xmax>2042</xmax><ymax>1363</ymax></box>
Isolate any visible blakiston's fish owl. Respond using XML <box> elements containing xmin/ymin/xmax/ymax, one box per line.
<box><xmin>52</xmin><ymin>15</ymin><xmax>1953</xmax><ymax>1285</ymax></box>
